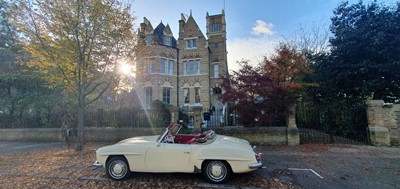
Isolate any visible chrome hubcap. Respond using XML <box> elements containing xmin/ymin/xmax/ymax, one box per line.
<box><xmin>207</xmin><ymin>161</ymin><xmax>226</xmax><ymax>181</ymax></box>
<box><xmin>110</xmin><ymin>161</ymin><xmax>127</xmax><ymax>178</ymax></box>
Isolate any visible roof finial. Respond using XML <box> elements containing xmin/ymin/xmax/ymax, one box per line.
<box><xmin>190</xmin><ymin>9</ymin><xmax>192</xmax><ymax>17</ymax></box>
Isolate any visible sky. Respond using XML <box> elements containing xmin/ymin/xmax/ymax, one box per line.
<box><xmin>130</xmin><ymin>0</ymin><xmax>398</xmax><ymax>71</ymax></box>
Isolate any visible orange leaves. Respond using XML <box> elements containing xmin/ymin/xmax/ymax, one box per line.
<box><xmin>262</xmin><ymin>44</ymin><xmax>315</xmax><ymax>98</ymax></box>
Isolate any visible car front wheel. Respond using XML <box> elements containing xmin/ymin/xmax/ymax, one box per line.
<box><xmin>106</xmin><ymin>156</ymin><xmax>131</xmax><ymax>181</ymax></box>
<box><xmin>202</xmin><ymin>160</ymin><xmax>231</xmax><ymax>183</ymax></box>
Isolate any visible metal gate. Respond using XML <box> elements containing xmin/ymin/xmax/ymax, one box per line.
<box><xmin>296</xmin><ymin>100</ymin><xmax>370</xmax><ymax>145</ymax></box>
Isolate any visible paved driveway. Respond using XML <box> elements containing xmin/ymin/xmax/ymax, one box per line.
<box><xmin>260</xmin><ymin>144</ymin><xmax>400</xmax><ymax>189</ymax></box>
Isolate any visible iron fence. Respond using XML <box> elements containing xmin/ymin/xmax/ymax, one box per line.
<box><xmin>0</xmin><ymin>107</ymin><xmax>170</xmax><ymax>128</ymax></box>
<box><xmin>200</xmin><ymin>107</ymin><xmax>233</xmax><ymax>127</ymax></box>
<box><xmin>299</xmin><ymin>128</ymin><xmax>370</xmax><ymax>145</ymax></box>
<box><xmin>85</xmin><ymin>108</ymin><xmax>170</xmax><ymax>128</ymax></box>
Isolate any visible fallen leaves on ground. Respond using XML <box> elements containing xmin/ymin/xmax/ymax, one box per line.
<box><xmin>0</xmin><ymin>143</ymin><xmax>299</xmax><ymax>189</ymax></box>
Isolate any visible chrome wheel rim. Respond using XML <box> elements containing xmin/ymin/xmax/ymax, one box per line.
<box><xmin>109</xmin><ymin>160</ymin><xmax>127</xmax><ymax>179</ymax></box>
<box><xmin>206</xmin><ymin>161</ymin><xmax>227</xmax><ymax>182</ymax></box>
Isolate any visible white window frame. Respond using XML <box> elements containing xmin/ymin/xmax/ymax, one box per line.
<box><xmin>165</xmin><ymin>35</ymin><xmax>171</xmax><ymax>46</ymax></box>
<box><xmin>189</xmin><ymin>60</ymin><xmax>195</xmax><ymax>75</ymax></box>
<box><xmin>144</xmin><ymin>63</ymin><xmax>156</xmax><ymax>74</ymax></box>
<box><xmin>186</xmin><ymin>40</ymin><xmax>191</xmax><ymax>49</ymax></box>
<box><xmin>168</xmin><ymin>60</ymin><xmax>173</xmax><ymax>75</ymax></box>
<box><xmin>160</xmin><ymin>59</ymin><xmax>174</xmax><ymax>75</ymax></box>
<box><xmin>162</xmin><ymin>87</ymin><xmax>171</xmax><ymax>104</ymax></box>
<box><xmin>192</xmin><ymin>39</ymin><xmax>197</xmax><ymax>48</ymax></box>
<box><xmin>160</xmin><ymin>59</ymin><xmax>166</xmax><ymax>74</ymax></box>
<box><xmin>196</xmin><ymin>59</ymin><xmax>200</xmax><ymax>75</ymax></box>
<box><xmin>183</xmin><ymin>88</ymin><xmax>190</xmax><ymax>104</ymax></box>
<box><xmin>185</xmin><ymin>38</ymin><xmax>197</xmax><ymax>49</ymax></box>
<box><xmin>194</xmin><ymin>87</ymin><xmax>201</xmax><ymax>104</ymax></box>
<box><xmin>211</xmin><ymin>23</ymin><xmax>221</xmax><ymax>32</ymax></box>
<box><xmin>214</xmin><ymin>64</ymin><xmax>219</xmax><ymax>78</ymax></box>
<box><xmin>183</xmin><ymin>61</ymin><xmax>187</xmax><ymax>76</ymax></box>
<box><xmin>183</xmin><ymin>59</ymin><xmax>201</xmax><ymax>76</ymax></box>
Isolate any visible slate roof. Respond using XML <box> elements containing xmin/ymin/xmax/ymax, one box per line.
<box><xmin>152</xmin><ymin>22</ymin><xmax>177</xmax><ymax>48</ymax></box>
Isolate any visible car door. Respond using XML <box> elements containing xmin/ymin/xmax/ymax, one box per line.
<box><xmin>145</xmin><ymin>143</ymin><xmax>192</xmax><ymax>172</ymax></box>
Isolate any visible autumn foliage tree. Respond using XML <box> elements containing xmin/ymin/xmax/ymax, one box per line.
<box><xmin>220</xmin><ymin>61</ymin><xmax>281</xmax><ymax>126</ymax></box>
<box><xmin>11</xmin><ymin>0</ymin><xmax>135</xmax><ymax>150</ymax></box>
<box><xmin>262</xmin><ymin>44</ymin><xmax>314</xmax><ymax>103</ymax></box>
<box><xmin>220</xmin><ymin>44</ymin><xmax>313</xmax><ymax>127</ymax></box>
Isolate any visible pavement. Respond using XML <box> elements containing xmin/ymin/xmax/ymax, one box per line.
<box><xmin>259</xmin><ymin>144</ymin><xmax>400</xmax><ymax>189</ymax></box>
<box><xmin>0</xmin><ymin>142</ymin><xmax>399</xmax><ymax>189</ymax></box>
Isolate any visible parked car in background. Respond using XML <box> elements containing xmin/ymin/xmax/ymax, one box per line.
<box><xmin>93</xmin><ymin>123</ymin><xmax>264</xmax><ymax>183</ymax></box>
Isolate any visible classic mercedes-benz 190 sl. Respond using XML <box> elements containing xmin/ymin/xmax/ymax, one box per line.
<box><xmin>93</xmin><ymin>123</ymin><xmax>263</xmax><ymax>183</ymax></box>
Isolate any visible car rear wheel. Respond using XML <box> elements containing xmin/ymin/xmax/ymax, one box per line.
<box><xmin>106</xmin><ymin>156</ymin><xmax>131</xmax><ymax>181</ymax></box>
<box><xmin>202</xmin><ymin>160</ymin><xmax>231</xmax><ymax>183</ymax></box>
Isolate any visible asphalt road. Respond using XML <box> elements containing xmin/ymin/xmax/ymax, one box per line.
<box><xmin>0</xmin><ymin>142</ymin><xmax>399</xmax><ymax>189</ymax></box>
<box><xmin>260</xmin><ymin>145</ymin><xmax>400</xmax><ymax>189</ymax></box>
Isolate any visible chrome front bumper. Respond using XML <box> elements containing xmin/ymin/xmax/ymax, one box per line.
<box><xmin>93</xmin><ymin>161</ymin><xmax>103</xmax><ymax>167</ymax></box>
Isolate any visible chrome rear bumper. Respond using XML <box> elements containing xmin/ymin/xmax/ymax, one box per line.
<box><xmin>249</xmin><ymin>162</ymin><xmax>263</xmax><ymax>169</ymax></box>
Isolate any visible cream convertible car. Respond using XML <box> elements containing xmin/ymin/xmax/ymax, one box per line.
<box><xmin>93</xmin><ymin>124</ymin><xmax>263</xmax><ymax>183</ymax></box>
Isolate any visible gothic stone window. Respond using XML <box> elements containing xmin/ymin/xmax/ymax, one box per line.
<box><xmin>214</xmin><ymin>64</ymin><xmax>219</xmax><ymax>78</ymax></box>
<box><xmin>163</xmin><ymin>87</ymin><xmax>171</xmax><ymax>104</ymax></box>
<box><xmin>183</xmin><ymin>59</ymin><xmax>200</xmax><ymax>76</ymax></box>
<box><xmin>183</xmin><ymin>88</ymin><xmax>190</xmax><ymax>104</ymax></box>
<box><xmin>165</xmin><ymin>36</ymin><xmax>171</xmax><ymax>46</ymax></box>
<box><xmin>160</xmin><ymin>59</ymin><xmax>174</xmax><ymax>75</ymax></box>
<box><xmin>194</xmin><ymin>87</ymin><xmax>201</xmax><ymax>104</ymax></box>
<box><xmin>168</xmin><ymin>60</ymin><xmax>173</xmax><ymax>75</ymax></box>
<box><xmin>185</xmin><ymin>38</ymin><xmax>197</xmax><ymax>49</ymax></box>
<box><xmin>211</xmin><ymin>23</ymin><xmax>221</xmax><ymax>32</ymax></box>
<box><xmin>214</xmin><ymin>42</ymin><xmax>218</xmax><ymax>48</ymax></box>
<box><xmin>144</xmin><ymin>63</ymin><xmax>156</xmax><ymax>74</ymax></box>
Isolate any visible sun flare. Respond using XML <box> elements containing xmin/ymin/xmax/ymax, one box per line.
<box><xmin>119</xmin><ymin>61</ymin><xmax>134</xmax><ymax>76</ymax></box>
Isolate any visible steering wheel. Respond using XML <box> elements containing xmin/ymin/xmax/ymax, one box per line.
<box><xmin>164</xmin><ymin>133</ymin><xmax>174</xmax><ymax>143</ymax></box>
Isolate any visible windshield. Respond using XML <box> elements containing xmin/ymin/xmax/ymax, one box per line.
<box><xmin>157</xmin><ymin>124</ymin><xmax>182</xmax><ymax>143</ymax></box>
<box><xmin>157</xmin><ymin>128</ymin><xmax>169</xmax><ymax>143</ymax></box>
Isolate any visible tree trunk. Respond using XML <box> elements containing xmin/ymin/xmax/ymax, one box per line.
<box><xmin>75</xmin><ymin>68</ymin><xmax>85</xmax><ymax>151</ymax></box>
<box><xmin>75</xmin><ymin>104</ymin><xmax>84</xmax><ymax>151</ymax></box>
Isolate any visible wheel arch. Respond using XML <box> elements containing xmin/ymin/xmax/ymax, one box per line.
<box><xmin>201</xmin><ymin>159</ymin><xmax>232</xmax><ymax>172</ymax></box>
<box><xmin>106</xmin><ymin>155</ymin><xmax>128</xmax><ymax>166</ymax></box>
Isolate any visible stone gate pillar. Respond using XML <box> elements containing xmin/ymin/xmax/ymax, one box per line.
<box><xmin>286</xmin><ymin>105</ymin><xmax>299</xmax><ymax>146</ymax></box>
<box><xmin>192</xmin><ymin>106</ymin><xmax>203</xmax><ymax>128</ymax></box>
<box><xmin>169</xmin><ymin>107</ymin><xmax>179</xmax><ymax>124</ymax></box>
<box><xmin>366</xmin><ymin>100</ymin><xmax>390</xmax><ymax>146</ymax></box>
